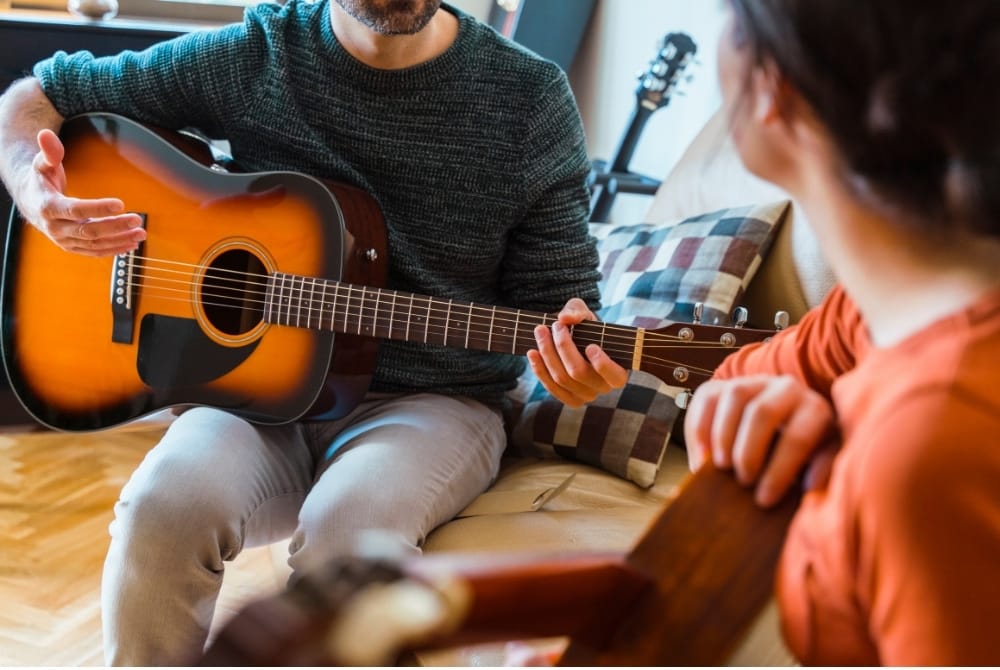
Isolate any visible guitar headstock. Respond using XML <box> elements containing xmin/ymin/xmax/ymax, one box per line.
<box><xmin>634</xmin><ymin>32</ymin><xmax>698</xmax><ymax>112</ymax></box>
<box><xmin>638</xmin><ymin>317</ymin><xmax>779</xmax><ymax>403</ymax></box>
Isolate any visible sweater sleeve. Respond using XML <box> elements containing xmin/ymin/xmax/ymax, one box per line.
<box><xmin>714</xmin><ymin>284</ymin><xmax>862</xmax><ymax>397</ymax></box>
<box><xmin>32</xmin><ymin>8</ymin><xmax>272</xmax><ymax>138</ymax></box>
<box><xmin>778</xmin><ymin>392</ymin><xmax>1000</xmax><ymax>664</ymax></box>
<box><xmin>498</xmin><ymin>69</ymin><xmax>601</xmax><ymax>313</ymax></box>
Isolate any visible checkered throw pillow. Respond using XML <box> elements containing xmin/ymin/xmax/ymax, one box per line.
<box><xmin>504</xmin><ymin>201</ymin><xmax>790</xmax><ymax>488</ymax></box>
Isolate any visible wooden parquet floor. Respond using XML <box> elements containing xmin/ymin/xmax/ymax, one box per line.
<box><xmin>0</xmin><ymin>423</ymin><xmax>284</xmax><ymax>666</ymax></box>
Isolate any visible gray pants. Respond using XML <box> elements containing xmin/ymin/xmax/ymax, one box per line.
<box><xmin>100</xmin><ymin>393</ymin><xmax>506</xmax><ymax>666</ymax></box>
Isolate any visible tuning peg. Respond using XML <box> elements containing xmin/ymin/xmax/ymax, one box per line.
<box><xmin>674</xmin><ymin>390</ymin><xmax>693</xmax><ymax>410</ymax></box>
<box><xmin>774</xmin><ymin>310</ymin><xmax>790</xmax><ymax>331</ymax></box>
<box><xmin>733</xmin><ymin>306</ymin><xmax>748</xmax><ymax>328</ymax></box>
<box><xmin>692</xmin><ymin>302</ymin><xmax>704</xmax><ymax>325</ymax></box>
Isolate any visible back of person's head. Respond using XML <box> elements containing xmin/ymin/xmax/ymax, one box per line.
<box><xmin>727</xmin><ymin>0</ymin><xmax>1000</xmax><ymax>238</ymax></box>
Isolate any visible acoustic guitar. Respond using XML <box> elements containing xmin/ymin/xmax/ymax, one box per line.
<box><xmin>1</xmin><ymin>113</ymin><xmax>773</xmax><ymax>432</ymax></box>
<box><xmin>201</xmin><ymin>464</ymin><xmax>800</xmax><ymax>666</ymax></box>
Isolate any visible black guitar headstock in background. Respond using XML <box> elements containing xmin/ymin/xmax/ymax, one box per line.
<box><xmin>589</xmin><ymin>32</ymin><xmax>698</xmax><ymax>223</ymax></box>
<box><xmin>633</xmin><ymin>32</ymin><xmax>699</xmax><ymax>114</ymax></box>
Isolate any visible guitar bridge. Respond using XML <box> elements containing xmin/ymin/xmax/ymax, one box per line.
<box><xmin>109</xmin><ymin>213</ymin><xmax>146</xmax><ymax>344</ymax></box>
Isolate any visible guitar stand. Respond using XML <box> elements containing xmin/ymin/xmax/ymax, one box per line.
<box><xmin>587</xmin><ymin>32</ymin><xmax>697</xmax><ymax>224</ymax></box>
<box><xmin>588</xmin><ymin>159</ymin><xmax>662</xmax><ymax>224</ymax></box>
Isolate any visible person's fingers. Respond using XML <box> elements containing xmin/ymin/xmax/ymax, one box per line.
<box><xmin>584</xmin><ymin>343</ymin><xmax>629</xmax><ymax>388</ymax></box>
<box><xmin>526</xmin><ymin>348</ymin><xmax>586</xmax><ymax>407</ymax></box>
<box><xmin>45</xmin><ymin>196</ymin><xmax>127</xmax><ymax>224</ymax></box>
<box><xmin>710</xmin><ymin>377</ymin><xmax>771</xmax><ymax>469</ymax></box>
<box><xmin>729</xmin><ymin>377</ymin><xmax>801</xmax><ymax>485</ymax></box>
<box><xmin>56</xmin><ymin>214</ymin><xmax>146</xmax><ymax>256</ymax></box>
<box><xmin>34</xmin><ymin>128</ymin><xmax>65</xmax><ymax>172</ymax></box>
<box><xmin>751</xmin><ymin>386</ymin><xmax>834</xmax><ymax>507</ymax></box>
<box><xmin>684</xmin><ymin>381</ymin><xmax>722</xmax><ymax>472</ymax></box>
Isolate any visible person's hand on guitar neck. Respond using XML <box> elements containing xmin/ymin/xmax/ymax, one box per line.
<box><xmin>684</xmin><ymin>374</ymin><xmax>840</xmax><ymax>508</ymax></box>
<box><xmin>0</xmin><ymin>78</ymin><xmax>145</xmax><ymax>257</ymax></box>
<box><xmin>527</xmin><ymin>297</ymin><xmax>629</xmax><ymax>407</ymax></box>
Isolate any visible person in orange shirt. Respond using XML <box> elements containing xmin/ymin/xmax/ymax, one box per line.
<box><xmin>684</xmin><ymin>0</ymin><xmax>1000</xmax><ymax>664</ymax></box>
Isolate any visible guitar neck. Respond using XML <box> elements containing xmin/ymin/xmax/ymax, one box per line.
<box><xmin>265</xmin><ymin>272</ymin><xmax>642</xmax><ymax>369</ymax></box>
<box><xmin>608</xmin><ymin>105</ymin><xmax>655</xmax><ymax>174</ymax></box>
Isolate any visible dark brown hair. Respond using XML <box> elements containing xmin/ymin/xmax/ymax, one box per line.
<box><xmin>728</xmin><ymin>0</ymin><xmax>1000</xmax><ymax>237</ymax></box>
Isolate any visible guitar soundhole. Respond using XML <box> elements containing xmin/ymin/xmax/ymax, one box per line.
<box><xmin>200</xmin><ymin>249</ymin><xmax>268</xmax><ymax>336</ymax></box>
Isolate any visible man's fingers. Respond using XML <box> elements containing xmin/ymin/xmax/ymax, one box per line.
<box><xmin>34</xmin><ymin>128</ymin><xmax>65</xmax><ymax>171</ymax></box>
<box><xmin>66</xmin><ymin>227</ymin><xmax>145</xmax><ymax>257</ymax></box>
<box><xmin>526</xmin><ymin>349</ymin><xmax>587</xmax><ymax>407</ymax></box>
<box><xmin>533</xmin><ymin>323</ymin><xmax>602</xmax><ymax>403</ymax></box>
<box><xmin>584</xmin><ymin>344</ymin><xmax>628</xmax><ymax>388</ymax></box>
<box><xmin>46</xmin><ymin>196</ymin><xmax>127</xmax><ymax>222</ymax></box>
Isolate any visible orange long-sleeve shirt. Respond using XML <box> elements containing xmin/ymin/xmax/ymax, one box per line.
<box><xmin>715</xmin><ymin>284</ymin><xmax>1000</xmax><ymax>665</ymax></box>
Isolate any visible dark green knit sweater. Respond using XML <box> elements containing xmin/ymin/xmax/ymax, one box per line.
<box><xmin>34</xmin><ymin>0</ymin><xmax>600</xmax><ymax>405</ymax></box>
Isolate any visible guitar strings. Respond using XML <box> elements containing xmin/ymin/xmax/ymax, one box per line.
<box><xmin>124</xmin><ymin>255</ymin><xmax>754</xmax><ymax>351</ymax></box>
<box><xmin>122</xmin><ymin>256</ymin><xmax>753</xmax><ymax>369</ymax></box>
<box><xmin>126</xmin><ymin>254</ymin><xmax>760</xmax><ymax>348</ymax></box>
<box><xmin>108</xmin><ymin>281</ymin><xmax>726</xmax><ymax>382</ymax></box>
<box><xmin>114</xmin><ymin>255</ymin><xmax>756</xmax><ymax>379</ymax></box>
<box><xmin>128</xmin><ymin>266</ymin><xmax>752</xmax><ymax>358</ymax></box>
<box><xmin>113</xmin><ymin>284</ymin><xmax>727</xmax><ymax>381</ymax></box>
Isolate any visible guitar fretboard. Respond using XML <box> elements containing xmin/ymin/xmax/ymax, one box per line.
<box><xmin>264</xmin><ymin>272</ymin><xmax>639</xmax><ymax>366</ymax></box>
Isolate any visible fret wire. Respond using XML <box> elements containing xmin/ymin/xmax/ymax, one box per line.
<box><xmin>388</xmin><ymin>289</ymin><xmax>397</xmax><ymax>339</ymax></box>
<box><xmin>330</xmin><ymin>281</ymin><xmax>339</xmax><ymax>332</ymax></box>
<box><xmin>270</xmin><ymin>274</ymin><xmax>278</xmax><ymax>324</ymax></box>
<box><xmin>278</xmin><ymin>274</ymin><xmax>287</xmax><ymax>326</ymax></box>
<box><xmin>264</xmin><ymin>274</ymin><xmax>274</xmax><ymax>322</ymax></box>
<box><xmin>343</xmin><ymin>282</ymin><xmax>350</xmax><ymax>333</ymax></box>
<box><xmin>406</xmin><ymin>294</ymin><xmax>414</xmax><ymax>341</ymax></box>
<box><xmin>443</xmin><ymin>299</ymin><xmax>453</xmax><ymax>346</ymax></box>
<box><xmin>424</xmin><ymin>296</ymin><xmax>431</xmax><ymax>343</ymax></box>
<box><xmin>355</xmin><ymin>288</ymin><xmax>363</xmax><ymax>335</ymax></box>
<box><xmin>304</xmin><ymin>277</ymin><xmax>312</xmax><ymax>330</ymax></box>
<box><xmin>312</xmin><ymin>277</ymin><xmax>321</xmax><ymax>330</ymax></box>
<box><xmin>303</xmin><ymin>277</ymin><xmax>311</xmax><ymax>328</ymax></box>
<box><xmin>465</xmin><ymin>302</ymin><xmax>473</xmax><ymax>349</ymax></box>
<box><xmin>374</xmin><ymin>288</ymin><xmax>382</xmax><ymax>337</ymax></box>
<box><xmin>512</xmin><ymin>309</ymin><xmax>521</xmax><ymax>354</ymax></box>
<box><xmin>316</xmin><ymin>278</ymin><xmax>326</xmax><ymax>330</ymax></box>
<box><xmin>487</xmin><ymin>306</ymin><xmax>495</xmax><ymax>351</ymax></box>
<box><xmin>295</xmin><ymin>276</ymin><xmax>302</xmax><ymax>328</ymax></box>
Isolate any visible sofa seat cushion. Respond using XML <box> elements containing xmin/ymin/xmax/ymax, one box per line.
<box><xmin>422</xmin><ymin>444</ymin><xmax>691</xmax><ymax>554</ymax></box>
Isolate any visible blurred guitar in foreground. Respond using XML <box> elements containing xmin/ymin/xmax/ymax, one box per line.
<box><xmin>201</xmin><ymin>464</ymin><xmax>800</xmax><ymax>666</ymax></box>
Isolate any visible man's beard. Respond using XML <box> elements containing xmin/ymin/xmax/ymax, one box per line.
<box><xmin>334</xmin><ymin>0</ymin><xmax>442</xmax><ymax>35</ymax></box>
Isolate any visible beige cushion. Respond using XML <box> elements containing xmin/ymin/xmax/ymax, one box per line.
<box><xmin>645</xmin><ymin>108</ymin><xmax>835</xmax><ymax>324</ymax></box>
